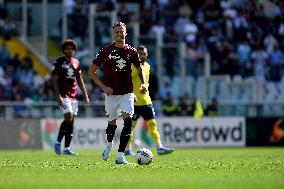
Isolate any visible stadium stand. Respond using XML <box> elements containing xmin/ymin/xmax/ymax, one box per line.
<box><xmin>0</xmin><ymin>0</ymin><xmax>284</xmax><ymax>118</ymax></box>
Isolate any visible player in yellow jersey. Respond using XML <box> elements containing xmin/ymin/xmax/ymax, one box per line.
<box><xmin>125</xmin><ymin>45</ymin><xmax>174</xmax><ymax>156</ymax></box>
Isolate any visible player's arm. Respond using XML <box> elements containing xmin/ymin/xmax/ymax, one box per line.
<box><xmin>76</xmin><ymin>70</ymin><xmax>90</xmax><ymax>107</ymax></box>
<box><xmin>51</xmin><ymin>73</ymin><xmax>64</xmax><ymax>107</ymax></box>
<box><xmin>137</xmin><ymin>66</ymin><xmax>147</xmax><ymax>94</ymax></box>
<box><xmin>88</xmin><ymin>63</ymin><xmax>113</xmax><ymax>95</ymax></box>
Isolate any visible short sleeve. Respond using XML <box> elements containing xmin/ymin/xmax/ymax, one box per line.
<box><xmin>51</xmin><ymin>60</ymin><xmax>59</xmax><ymax>76</ymax></box>
<box><xmin>132</xmin><ymin>49</ymin><xmax>140</xmax><ymax>68</ymax></box>
<box><xmin>76</xmin><ymin>62</ymin><xmax>81</xmax><ymax>76</ymax></box>
<box><xmin>92</xmin><ymin>47</ymin><xmax>106</xmax><ymax>67</ymax></box>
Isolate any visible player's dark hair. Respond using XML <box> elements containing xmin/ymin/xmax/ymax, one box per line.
<box><xmin>137</xmin><ymin>45</ymin><xmax>147</xmax><ymax>51</ymax></box>
<box><xmin>112</xmin><ymin>21</ymin><xmax>126</xmax><ymax>29</ymax></box>
<box><xmin>62</xmin><ymin>39</ymin><xmax>77</xmax><ymax>52</ymax></box>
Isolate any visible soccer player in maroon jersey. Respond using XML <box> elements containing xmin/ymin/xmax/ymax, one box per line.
<box><xmin>88</xmin><ymin>21</ymin><xmax>147</xmax><ymax>164</ymax></box>
<box><xmin>52</xmin><ymin>39</ymin><xmax>90</xmax><ymax>155</ymax></box>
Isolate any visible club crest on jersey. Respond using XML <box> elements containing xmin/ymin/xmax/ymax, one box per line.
<box><xmin>108</xmin><ymin>50</ymin><xmax>120</xmax><ymax>59</ymax></box>
<box><xmin>62</xmin><ymin>63</ymin><xmax>69</xmax><ymax>69</ymax></box>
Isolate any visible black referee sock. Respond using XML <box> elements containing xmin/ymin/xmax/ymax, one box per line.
<box><xmin>64</xmin><ymin>120</ymin><xmax>74</xmax><ymax>148</ymax></box>
<box><xmin>106</xmin><ymin>124</ymin><xmax>117</xmax><ymax>143</ymax></box>
<box><xmin>57</xmin><ymin>120</ymin><xmax>67</xmax><ymax>143</ymax></box>
<box><xmin>118</xmin><ymin>117</ymin><xmax>132</xmax><ymax>152</ymax></box>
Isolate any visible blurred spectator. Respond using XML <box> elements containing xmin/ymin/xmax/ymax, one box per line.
<box><xmin>184</xmin><ymin>16</ymin><xmax>198</xmax><ymax>44</ymax></box>
<box><xmin>264</xmin><ymin>31</ymin><xmax>278</xmax><ymax>53</ymax></box>
<box><xmin>23</xmin><ymin>51</ymin><xmax>33</xmax><ymax>69</ymax></box>
<box><xmin>66</xmin><ymin>0</ymin><xmax>76</xmax><ymax>15</ymax></box>
<box><xmin>17</xmin><ymin>60</ymin><xmax>34</xmax><ymax>86</ymax></box>
<box><xmin>177</xmin><ymin>93</ymin><xmax>193</xmax><ymax>116</ymax></box>
<box><xmin>0</xmin><ymin>42</ymin><xmax>11</xmax><ymax>69</ymax></box>
<box><xmin>139</xmin><ymin>4</ymin><xmax>152</xmax><ymax>35</ymax></box>
<box><xmin>233</xmin><ymin>8</ymin><xmax>249</xmax><ymax>43</ymax></box>
<box><xmin>178</xmin><ymin>0</ymin><xmax>192</xmax><ymax>19</ymax></box>
<box><xmin>250</xmin><ymin>45</ymin><xmax>268</xmax><ymax>78</ymax></box>
<box><xmin>185</xmin><ymin>42</ymin><xmax>199</xmax><ymax>77</ymax></box>
<box><xmin>268</xmin><ymin>45</ymin><xmax>284</xmax><ymax>82</ymax></box>
<box><xmin>236</xmin><ymin>40</ymin><xmax>251</xmax><ymax>77</ymax></box>
<box><xmin>204</xmin><ymin>97</ymin><xmax>219</xmax><ymax>116</ymax></box>
<box><xmin>247</xmin><ymin>21</ymin><xmax>263</xmax><ymax>48</ymax></box>
<box><xmin>164</xmin><ymin>25</ymin><xmax>177</xmax><ymax>44</ymax></box>
<box><xmin>162</xmin><ymin>0</ymin><xmax>179</xmax><ymax>26</ymax></box>
<box><xmin>162</xmin><ymin>92</ymin><xmax>178</xmax><ymax>116</ymax></box>
<box><xmin>202</xmin><ymin>0</ymin><xmax>221</xmax><ymax>29</ymax></box>
<box><xmin>174</xmin><ymin>13</ymin><xmax>191</xmax><ymax>41</ymax></box>
<box><xmin>196</xmin><ymin>37</ymin><xmax>207</xmax><ymax>64</ymax></box>
<box><xmin>0</xmin><ymin>16</ymin><xmax>17</xmax><ymax>39</ymax></box>
<box><xmin>8</xmin><ymin>53</ymin><xmax>21</xmax><ymax>71</ymax></box>
<box><xmin>68</xmin><ymin>6</ymin><xmax>88</xmax><ymax>42</ymax></box>
<box><xmin>149</xmin><ymin>18</ymin><xmax>166</xmax><ymax>41</ymax></box>
<box><xmin>159</xmin><ymin>80</ymin><xmax>173</xmax><ymax>101</ymax></box>
<box><xmin>117</xmin><ymin>2</ymin><xmax>131</xmax><ymax>24</ymax></box>
<box><xmin>100</xmin><ymin>0</ymin><xmax>116</xmax><ymax>11</ymax></box>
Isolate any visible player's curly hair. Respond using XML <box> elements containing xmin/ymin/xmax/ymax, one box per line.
<box><xmin>61</xmin><ymin>39</ymin><xmax>77</xmax><ymax>52</ymax></box>
<box><xmin>112</xmin><ymin>21</ymin><xmax>126</xmax><ymax>28</ymax></box>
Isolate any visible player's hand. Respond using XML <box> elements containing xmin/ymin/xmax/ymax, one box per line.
<box><xmin>140</xmin><ymin>83</ymin><xmax>147</xmax><ymax>94</ymax></box>
<box><xmin>103</xmin><ymin>86</ymin><xmax>113</xmax><ymax>96</ymax></box>
<box><xmin>57</xmin><ymin>96</ymin><xmax>64</xmax><ymax>108</ymax></box>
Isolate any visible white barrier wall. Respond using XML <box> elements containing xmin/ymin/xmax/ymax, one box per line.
<box><xmin>157</xmin><ymin>117</ymin><xmax>245</xmax><ymax>147</ymax></box>
<box><xmin>41</xmin><ymin>117</ymin><xmax>245</xmax><ymax>150</ymax></box>
<box><xmin>41</xmin><ymin>118</ymin><xmax>125</xmax><ymax>150</ymax></box>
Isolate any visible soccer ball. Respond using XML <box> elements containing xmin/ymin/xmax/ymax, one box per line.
<box><xmin>135</xmin><ymin>148</ymin><xmax>153</xmax><ymax>165</ymax></box>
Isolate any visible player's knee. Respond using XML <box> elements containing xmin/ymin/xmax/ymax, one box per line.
<box><xmin>146</xmin><ymin>119</ymin><xmax>157</xmax><ymax>128</ymax></box>
<box><xmin>108</xmin><ymin>120</ymin><xmax>117</xmax><ymax>125</ymax></box>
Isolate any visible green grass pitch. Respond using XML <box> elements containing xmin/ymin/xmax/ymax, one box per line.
<box><xmin>0</xmin><ymin>148</ymin><xmax>283</xmax><ymax>189</ymax></box>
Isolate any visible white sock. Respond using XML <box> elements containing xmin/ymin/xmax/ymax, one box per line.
<box><xmin>157</xmin><ymin>142</ymin><xmax>163</xmax><ymax>149</ymax></box>
<box><xmin>116</xmin><ymin>152</ymin><xmax>124</xmax><ymax>159</ymax></box>
<box><xmin>64</xmin><ymin>147</ymin><xmax>70</xmax><ymax>151</ymax></box>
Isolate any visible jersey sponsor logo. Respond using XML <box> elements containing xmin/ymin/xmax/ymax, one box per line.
<box><xmin>61</xmin><ymin>63</ymin><xmax>75</xmax><ymax>79</ymax></box>
<box><xmin>108</xmin><ymin>50</ymin><xmax>126</xmax><ymax>72</ymax></box>
<box><xmin>66</xmin><ymin>68</ymin><xmax>75</xmax><ymax>78</ymax></box>
<box><xmin>116</xmin><ymin>58</ymin><xmax>126</xmax><ymax>71</ymax></box>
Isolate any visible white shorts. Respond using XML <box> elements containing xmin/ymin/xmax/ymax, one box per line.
<box><xmin>104</xmin><ymin>93</ymin><xmax>134</xmax><ymax>121</ymax></box>
<box><xmin>61</xmin><ymin>98</ymin><xmax>78</xmax><ymax>116</ymax></box>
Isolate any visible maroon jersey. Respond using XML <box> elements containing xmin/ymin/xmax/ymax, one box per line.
<box><xmin>51</xmin><ymin>56</ymin><xmax>81</xmax><ymax>99</ymax></box>
<box><xmin>93</xmin><ymin>42</ymin><xmax>140</xmax><ymax>95</ymax></box>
